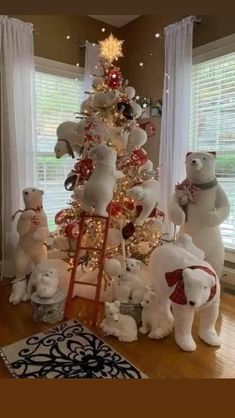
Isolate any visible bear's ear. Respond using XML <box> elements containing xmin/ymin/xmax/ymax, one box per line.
<box><xmin>208</xmin><ymin>151</ymin><xmax>216</xmax><ymax>158</ymax></box>
<box><xmin>114</xmin><ymin>300</ymin><xmax>120</xmax><ymax>308</ymax></box>
<box><xmin>186</xmin><ymin>152</ymin><xmax>192</xmax><ymax>158</ymax></box>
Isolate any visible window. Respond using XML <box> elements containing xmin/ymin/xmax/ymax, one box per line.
<box><xmin>190</xmin><ymin>35</ymin><xmax>235</xmax><ymax>250</ymax></box>
<box><xmin>35</xmin><ymin>57</ymin><xmax>84</xmax><ymax>230</ymax></box>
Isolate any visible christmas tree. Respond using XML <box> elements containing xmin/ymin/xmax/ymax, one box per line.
<box><xmin>51</xmin><ymin>34</ymin><xmax>164</xmax><ymax>299</ymax></box>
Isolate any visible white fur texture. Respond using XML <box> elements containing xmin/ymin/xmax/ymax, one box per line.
<box><xmin>112</xmin><ymin>258</ymin><xmax>145</xmax><ymax>303</ymax></box>
<box><xmin>54</xmin><ymin>120</ymin><xmax>86</xmax><ymax>158</ymax></box>
<box><xmin>34</xmin><ymin>268</ymin><xmax>59</xmax><ymax>299</ymax></box>
<box><xmin>127</xmin><ymin>179</ymin><xmax>160</xmax><ymax>225</ymax></box>
<box><xmin>148</xmin><ymin>235</ymin><xmax>221</xmax><ymax>351</ymax></box>
<box><xmin>128</xmin><ymin>127</ymin><xmax>147</xmax><ymax>150</ymax></box>
<box><xmin>169</xmin><ymin>152</ymin><xmax>230</xmax><ymax>277</ymax></box>
<box><xmin>140</xmin><ymin>286</ymin><xmax>174</xmax><ymax>339</ymax></box>
<box><xmin>10</xmin><ymin>188</ymin><xmax>49</xmax><ymax>305</ymax></box>
<box><xmin>80</xmin><ymin>143</ymin><xmax>117</xmax><ymax>217</ymax></box>
<box><xmin>93</xmin><ymin>91</ymin><xmax>118</xmax><ymax>109</ymax></box>
<box><xmin>100</xmin><ymin>301</ymin><xmax>138</xmax><ymax>342</ymax></box>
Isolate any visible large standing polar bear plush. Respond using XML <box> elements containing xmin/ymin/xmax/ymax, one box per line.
<box><xmin>169</xmin><ymin>151</ymin><xmax>230</xmax><ymax>277</ymax></box>
<box><xmin>148</xmin><ymin>234</ymin><xmax>221</xmax><ymax>352</ymax></box>
<box><xmin>80</xmin><ymin>143</ymin><xmax>117</xmax><ymax>217</ymax></box>
<box><xmin>9</xmin><ymin>188</ymin><xmax>49</xmax><ymax>305</ymax></box>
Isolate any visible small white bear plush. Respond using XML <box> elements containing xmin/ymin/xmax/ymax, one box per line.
<box><xmin>130</xmin><ymin>101</ymin><xmax>142</xmax><ymax>119</ymax></box>
<box><xmin>10</xmin><ymin>188</ymin><xmax>49</xmax><ymax>305</ymax></box>
<box><xmin>34</xmin><ymin>268</ymin><xmax>59</xmax><ymax>299</ymax></box>
<box><xmin>140</xmin><ymin>286</ymin><xmax>174</xmax><ymax>339</ymax></box>
<box><xmin>127</xmin><ymin>179</ymin><xmax>160</xmax><ymax>225</ymax></box>
<box><xmin>148</xmin><ymin>237</ymin><xmax>221</xmax><ymax>351</ymax></box>
<box><xmin>169</xmin><ymin>151</ymin><xmax>230</xmax><ymax>277</ymax></box>
<box><xmin>54</xmin><ymin>120</ymin><xmax>86</xmax><ymax>159</ymax></box>
<box><xmin>100</xmin><ymin>301</ymin><xmax>138</xmax><ymax>342</ymax></box>
<box><xmin>80</xmin><ymin>143</ymin><xmax>117</xmax><ymax>217</ymax></box>
<box><xmin>112</xmin><ymin>258</ymin><xmax>145</xmax><ymax>303</ymax></box>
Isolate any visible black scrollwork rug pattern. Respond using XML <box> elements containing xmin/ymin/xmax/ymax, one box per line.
<box><xmin>0</xmin><ymin>320</ymin><xmax>146</xmax><ymax>379</ymax></box>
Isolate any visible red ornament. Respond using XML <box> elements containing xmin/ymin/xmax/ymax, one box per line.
<box><xmin>123</xmin><ymin>199</ymin><xmax>135</xmax><ymax>211</ymax></box>
<box><xmin>73</xmin><ymin>158</ymin><xmax>93</xmax><ymax>180</ymax></box>
<box><xmin>122</xmin><ymin>221</ymin><xmax>135</xmax><ymax>239</ymax></box>
<box><xmin>63</xmin><ymin>223</ymin><xmax>79</xmax><ymax>240</ymax></box>
<box><xmin>105</xmin><ymin>66</ymin><xmax>123</xmax><ymax>90</ymax></box>
<box><xmin>84</xmin><ymin>122</ymin><xmax>100</xmax><ymax>144</ymax></box>
<box><xmin>139</xmin><ymin>121</ymin><xmax>156</xmax><ymax>138</ymax></box>
<box><xmin>107</xmin><ymin>202</ymin><xmax>123</xmax><ymax>216</ymax></box>
<box><xmin>130</xmin><ymin>149</ymin><xmax>148</xmax><ymax>166</ymax></box>
<box><xmin>55</xmin><ymin>209</ymin><xmax>71</xmax><ymax>225</ymax></box>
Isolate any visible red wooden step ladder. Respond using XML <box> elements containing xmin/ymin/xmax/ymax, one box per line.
<box><xmin>64</xmin><ymin>207</ymin><xmax>112</xmax><ymax>325</ymax></box>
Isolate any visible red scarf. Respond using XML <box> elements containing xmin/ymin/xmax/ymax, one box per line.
<box><xmin>165</xmin><ymin>265</ymin><xmax>217</xmax><ymax>305</ymax></box>
<box><xmin>11</xmin><ymin>205</ymin><xmax>43</xmax><ymax>225</ymax></box>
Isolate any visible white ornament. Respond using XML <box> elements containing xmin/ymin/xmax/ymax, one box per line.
<box><xmin>104</xmin><ymin>258</ymin><xmax>122</xmax><ymax>277</ymax></box>
<box><xmin>93</xmin><ymin>90</ymin><xmax>118</xmax><ymax>109</ymax></box>
<box><xmin>92</xmin><ymin>76</ymin><xmax>104</xmax><ymax>89</ymax></box>
<box><xmin>138</xmin><ymin>159</ymin><xmax>153</xmax><ymax>173</ymax></box>
<box><xmin>80</xmin><ymin>143</ymin><xmax>117</xmax><ymax>217</ymax></box>
<box><xmin>100</xmin><ymin>301</ymin><xmax>138</xmax><ymax>342</ymax></box>
<box><xmin>125</xmin><ymin>86</ymin><xmax>136</xmax><ymax>99</ymax></box>
<box><xmin>128</xmin><ymin>127</ymin><xmax>147</xmax><ymax>150</ymax></box>
<box><xmin>9</xmin><ymin>188</ymin><xmax>49</xmax><ymax>305</ymax></box>
<box><xmin>107</xmin><ymin>228</ymin><xmax>122</xmax><ymax>247</ymax></box>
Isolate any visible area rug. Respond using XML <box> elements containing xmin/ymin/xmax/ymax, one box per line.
<box><xmin>0</xmin><ymin>320</ymin><xmax>146</xmax><ymax>379</ymax></box>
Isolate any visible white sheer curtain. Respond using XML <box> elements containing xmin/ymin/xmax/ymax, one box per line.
<box><xmin>84</xmin><ymin>41</ymin><xmax>101</xmax><ymax>93</ymax></box>
<box><xmin>159</xmin><ymin>16</ymin><xmax>194</xmax><ymax>236</ymax></box>
<box><xmin>0</xmin><ymin>16</ymin><xmax>37</xmax><ymax>278</ymax></box>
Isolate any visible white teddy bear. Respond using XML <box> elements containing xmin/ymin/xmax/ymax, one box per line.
<box><xmin>31</xmin><ymin>268</ymin><xmax>59</xmax><ymax>299</ymax></box>
<box><xmin>93</xmin><ymin>90</ymin><xmax>119</xmax><ymax>109</ymax></box>
<box><xmin>128</xmin><ymin>127</ymin><xmax>147</xmax><ymax>151</ymax></box>
<box><xmin>10</xmin><ymin>188</ymin><xmax>49</xmax><ymax>305</ymax></box>
<box><xmin>100</xmin><ymin>301</ymin><xmax>138</xmax><ymax>342</ymax></box>
<box><xmin>127</xmin><ymin>179</ymin><xmax>160</xmax><ymax>225</ymax></box>
<box><xmin>169</xmin><ymin>151</ymin><xmax>230</xmax><ymax>277</ymax></box>
<box><xmin>140</xmin><ymin>285</ymin><xmax>174</xmax><ymax>339</ymax></box>
<box><xmin>148</xmin><ymin>234</ymin><xmax>221</xmax><ymax>352</ymax></box>
<box><xmin>54</xmin><ymin>120</ymin><xmax>86</xmax><ymax>159</ymax></box>
<box><xmin>112</xmin><ymin>258</ymin><xmax>145</xmax><ymax>303</ymax></box>
<box><xmin>80</xmin><ymin>143</ymin><xmax>117</xmax><ymax>217</ymax></box>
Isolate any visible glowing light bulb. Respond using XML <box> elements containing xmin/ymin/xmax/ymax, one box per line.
<box><xmin>101</xmin><ymin>27</ymin><xmax>106</xmax><ymax>32</ymax></box>
<box><xmin>154</xmin><ymin>33</ymin><xmax>160</xmax><ymax>38</ymax></box>
<box><xmin>66</xmin><ymin>35</ymin><xmax>70</xmax><ymax>40</ymax></box>
<box><xmin>139</xmin><ymin>62</ymin><xmax>144</xmax><ymax>67</ymax></box>
<box><xmin>76</xmin><ymin>62</ymin><xmax>80</xmax><ymax>67</ymax></box>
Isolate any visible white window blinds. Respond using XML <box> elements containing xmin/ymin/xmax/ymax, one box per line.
<box><xmin>189</xmin><ymin>51</ymin><xmax>235</xmax><ymax>250</ymax></box>
<box><xmin>35</xmin><ymin>61</ymin><xmax>84</xmax><ymax>230</ymax></box>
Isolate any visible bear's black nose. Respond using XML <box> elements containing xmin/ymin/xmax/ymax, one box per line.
<box><xmin>189</xmin><ymin>301</ymin><xmax>195</xmax><ymax>306</ymax></box>
<box><xmin>24</xmin><ymin>191</ymin><xmax>28</xmax><ymax>195</ymax></box>
<box><xmin>126</xmin><ymin>267</ymin><xmax>131</xmax><ymax>272</ymax></box>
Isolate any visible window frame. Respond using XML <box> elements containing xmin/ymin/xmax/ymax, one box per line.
<box><xmin>34</xmin><ymin>56</ymin><xmax>84</xmax><ymax>232</ymax></box>
<box><xmin>192</xmin><ymin>33</ymin><xmax>235</xmax><ymax>261</ymax></box>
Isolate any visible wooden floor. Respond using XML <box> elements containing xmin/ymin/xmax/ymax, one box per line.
<box><xmin>0</xmin><ymin>283</ymin><xmax>235</xmax><ymax>378</ymax></box>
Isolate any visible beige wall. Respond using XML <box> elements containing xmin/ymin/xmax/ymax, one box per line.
<box><xmin>11</xmin><ymin>15</ymin><xmax>118</xmax><ymax>66</ymax></box>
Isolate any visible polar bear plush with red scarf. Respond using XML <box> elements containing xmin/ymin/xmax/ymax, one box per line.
<box><xmin>169</xmin><ymin>151</ymin><xmax>230</xmax><ymax>278</ymax></box>
<box><xmin>9</xmin><ymin>188</ymin><xmax>49</xmax><ymax>305</ymax></box>
<box><xmin>148</xmin><ymin>234</ymin><xmax>221</xmax><ymax>352</ymax></box>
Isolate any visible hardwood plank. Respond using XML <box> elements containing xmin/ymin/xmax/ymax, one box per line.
<box><xmin>0</xmin><ymin>283</ymin><xmax>235</xmax><ymax>378</ymax></box>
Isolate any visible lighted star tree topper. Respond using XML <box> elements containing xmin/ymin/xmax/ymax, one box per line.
<box><xmin>99</xmin><ymin>33</ymin><xmax>124</xmax><ymax>63</ymax></box>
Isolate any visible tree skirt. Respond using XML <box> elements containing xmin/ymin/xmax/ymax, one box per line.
<box><xmin>0</xmin><ymin>320</ymin><xmax>146</xmax><ymax>379</ymax></box>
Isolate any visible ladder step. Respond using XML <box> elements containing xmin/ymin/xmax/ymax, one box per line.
<box><xmin>75</xmin><ymin>280</ymin><xmax>97</xmax><ymax>287</ymax></box>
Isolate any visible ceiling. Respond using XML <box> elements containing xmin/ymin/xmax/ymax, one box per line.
<box><xmin>88</xmin><ymin>15</ymin><xmax>140</xmax><ymax>28</ymax></box>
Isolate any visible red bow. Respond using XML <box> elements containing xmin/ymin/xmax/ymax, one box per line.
<box><xmin>165</xmin><ymin>265</ymin><xmax>217</xmax><ymax>305</ymax></box>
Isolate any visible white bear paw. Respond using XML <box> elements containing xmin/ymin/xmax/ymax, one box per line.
<box><xmin>170</xmin><ymin>208</ymin><xmax>185</xmax><ymax>225</ymax></box>
<box><xmin>199</xmin><ymin>330</ymin><xmax>221</xmax><ymax>347</ymax></box>
<box><xmin>139</xmin><ymin>326</ymin><xmax>148</xmax><ymax>335</ymax></box>
<box><xmin>207</xmin><ymin>211</ymin><xmax>220</xmax><ymax>227</ymax></box>
<box><xmin>148</xmin><ymin>328</ymin><xmax>166</xmax><ymax>339</ymax></box>
<box><xmin>175</xmin><ymin>335</ymin><xmax>196</xmax><ymax>352</ymax></box>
